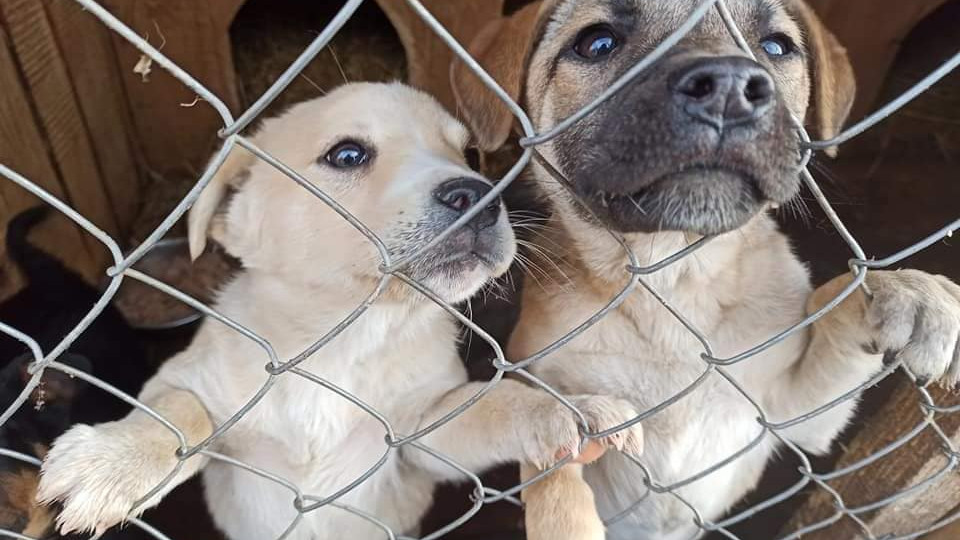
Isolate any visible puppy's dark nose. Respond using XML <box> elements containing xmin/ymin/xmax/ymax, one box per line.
<box><xmin>672</xmin><ymin>57</ymin><xmax>775</xmax><ymax>130</ymax></box>
<box><xmin>434</xmin><ymin>178</ymin><xmax>501</xmax><ymax>231</ymax></box>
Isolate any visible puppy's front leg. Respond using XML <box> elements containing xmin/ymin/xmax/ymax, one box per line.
<box><xmin>409</xmin><ymin>381</ymin><xmax>639</xmax><ymax>540</ymax></box>
<box><xmin>37</xmin><ymin>386</ymin><xmax>212</xmax><ymax>536</ymax></box>
<box><xmin>408</xmin><ymin>379</ymin><xmax>642</xmax><ymax>481</ymax></box>
<box><xmin>521</xmin><ymin>462</ymin><xmax>605</xmax><ymax>540</ymax></box>
<box><xmin>769</xmin><ymin>270</ymin><xmax>960</xmax><ymax>453</ymax></box>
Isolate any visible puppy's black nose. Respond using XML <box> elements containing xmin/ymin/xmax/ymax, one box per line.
<box><xmin>434</xmin><ymin>178</ymin><xmax>501</xmax><ymax>231</ymax></box>
<box><xmin>672</xmin><ymin>57</ymin><xmax>775</xmax><ymax>130</ymax></box>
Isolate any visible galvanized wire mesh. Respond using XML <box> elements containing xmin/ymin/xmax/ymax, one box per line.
<box><xmin>1</xmin><ymin>0</ymin><xmax>960</xmax><ymax>539</ymax></box>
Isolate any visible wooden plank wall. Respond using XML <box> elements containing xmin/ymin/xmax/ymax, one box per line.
<box><xmin>375</xmin><ymin>0</ymin><xmax>505</xmax><ymax>114</ymax></box>
<box><xmin>808</xmin><ymin>0</ymin><xmax>951</xmax><ymax>120</ymax></box>
<box><xmin>1</xmin><ymin>0</ymin><xmax>246</xmax><ymax>300</ymax></box>
<box><xmin>0</xmin><ymin>0</ymin><xmax>143</xmax><ymax>297</ymax></box>
<box><xmin>97</xmin><ymin>0</ymin><xmax>245</xmax><ymax>179</ymax></box>
<box><xmin>783</xmin><ymin>384</ymin><xmax>960</xmax><ymax>538</ymax></box>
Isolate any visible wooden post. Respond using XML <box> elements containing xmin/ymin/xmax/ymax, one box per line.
<box><xmin>0</xmin><ymin>20</ymin><xmax>94</xmax><ymax>292</ymax></box>
<box><xmin>922</xmin><ymin>506</ymin><xmax>960</xmax><ymax>540</ymax></box>
<box><xmin>782</xmin><ymin>380</ymin><xmax>960</xmax><ymax>539</ymax></box>
<box><xmin>44</xmin><ymin>0</ymin><xmax>142</xmax><ymax>234</ymax></box>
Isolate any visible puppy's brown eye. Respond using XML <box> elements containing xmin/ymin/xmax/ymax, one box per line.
<box><xmin>325</xmin><ymin>141</ymin><xmax>369</xmax><ymax>168</ymax></box>
<box><xmin>573</xmin><ymin>25</ymin><xmax>619</xmax><ymax>60</ymax></box>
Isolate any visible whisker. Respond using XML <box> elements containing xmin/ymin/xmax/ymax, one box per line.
<box><xmin>513</xmin><ymin>253</ymin><xmax>549</xmax><ymax>292</ymax></box>
<box><xmin>516</xmin><ymin>243</ymin><xmax>573</xmax><ymax>293</ymax></box>
<box><xmin>299</xmin><ymin>73</ymin><xmax>327</xmax><ymax>96</ymax></box>
<box><xmin>328</xmin><ymin>45</ymin><xmax>350</xmax><ymax>85</ymax></box>
<box><xmin>463</xmin><ymin>298</ymin><xmax>475</xmax><ymax>361</ymax></box>
<box><xmin>517</xmin><ymin>239</ymin><xmax>574</xmax><ymax>288</ymax></box>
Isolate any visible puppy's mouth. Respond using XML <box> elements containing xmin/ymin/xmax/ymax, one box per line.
<box><xmin>580</xmin><ymin>166</ymin><xmax>787</xmax><ymax>236</ymax></box>
<box><xmin>399</xmin><ymin>224</ymin><xmax>515</xmax><ymax>303</ymax></box>
<box><xmin>429</xmin><ymin>250</ymin><xmax>496</xmax><ymax>274</ymax></box>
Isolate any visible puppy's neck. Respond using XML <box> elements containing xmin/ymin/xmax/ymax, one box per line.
<box><xmin>538</xmin><ymin>211</ymin><xmax>776</xmax><ymax>297</ymax></box>
<box><xmin>224</xmin><ymin>269</ymin><xmax>448</xmax><ymax>338</ymax></box>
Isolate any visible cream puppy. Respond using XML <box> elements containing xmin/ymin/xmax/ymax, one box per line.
<box><xmin>35</xmin><ymin>83</ymin><xmax>642</xmax><ymax>540</ymax></box>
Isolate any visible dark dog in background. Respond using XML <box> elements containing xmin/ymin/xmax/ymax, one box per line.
<box><xmin>0</xmin><ymin>207</ymin><xmax>152</xmax><ymax>538</ymax></box>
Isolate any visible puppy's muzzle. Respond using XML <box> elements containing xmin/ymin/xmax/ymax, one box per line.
<box><xmin>672</xmin><ymin>56</ymin><xmax>775</xmax><ymax>131</ymax></box>
<box><xmin>433</xmin><ymin>178</ymin><xmax>501</xmax><ymax>231</ymax></box>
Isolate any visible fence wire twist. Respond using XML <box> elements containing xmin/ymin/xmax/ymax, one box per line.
<box><xmin>1</xmin><ymin>0</ymin><xmax>959</xmax><ymax>539</ymax></box>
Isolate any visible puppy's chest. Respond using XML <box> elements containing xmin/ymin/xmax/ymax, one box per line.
<box><xmin>269</xmin><ymin>365</ymin><xmax>424</xmax><ymax>450</ymax></box>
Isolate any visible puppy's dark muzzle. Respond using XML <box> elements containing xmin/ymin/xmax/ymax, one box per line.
<box><xmin>433</xmin><ymin>178</ymin><xmax>501</xmax><ymax>231</ymax></box>
<box><xmin>671</xmin><ymin>56</ymin><xmax>775</xmax><ymax>131</ymax></box>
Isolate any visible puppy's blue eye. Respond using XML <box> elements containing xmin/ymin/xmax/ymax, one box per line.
<box><xmin>325</xmin><ymin>141</ymin><xmax>369</xmax><ymax>168</ymax></box>
<box><xmin>760</xmin><ymin>34</ymin><xmax>794</xmax><ymax>57</ymax></box>
<box><xmin>574</xmin><ymin>25</ymin><xmax>620</xmax><ymax>60</ymax></box>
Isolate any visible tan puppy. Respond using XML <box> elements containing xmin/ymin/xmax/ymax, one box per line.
<box><xmin>453</xmin><ymin>1</ymin><xmax>960</xmax><ymax>539</ymax></box>
<box><xmin>34</xmin><ymin>83</ymin><xmax>642</xmax><ymax>540</ymax></box>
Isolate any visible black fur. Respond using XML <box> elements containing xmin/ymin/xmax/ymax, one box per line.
<box><xmin>0</xmin><ymin>207</ymin><xmax>152</xmax><ymax>539</ymax></box>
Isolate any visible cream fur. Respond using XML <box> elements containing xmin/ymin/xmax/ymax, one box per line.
<box><xmin>35</xmin><ymin>83</ymin><xmax>643</xmax><ymax>540</ymax></box>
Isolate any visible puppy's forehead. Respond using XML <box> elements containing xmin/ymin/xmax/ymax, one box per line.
<box><xmin>543</xmin><ymin>0</ymin><xmax>798</xmax><ymax>44</ymax></box>
<box><xmin>321</xmin><ymin>83</ymin><xmax>469</xmax><ymax>148</ymax></box>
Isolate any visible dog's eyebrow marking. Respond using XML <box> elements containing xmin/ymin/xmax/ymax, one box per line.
<box><xmin>609</xmin><ymin>0</ymin><xmax>638</xmax><ymax>22</ymax></box>
<box><xmin>759</xmin><ymin>0</ymin><xmax>785</xmax><ymax>24</ymax></box>
<box><xmin>542</xmin><ymin>0</ymin><xmax>638</xmax><ymax>87</ymax></box>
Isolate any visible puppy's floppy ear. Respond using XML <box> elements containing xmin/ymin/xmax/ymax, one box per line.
<box><xmin>450</xmin><ymin>1</ymin><xmax>554</xmax><ymax>152</ymax></box>
<box><xmin>187</xmin><ymin>145</ymin><xmax>256</xmax><ymax>260</ymax></box>
<box><xmin>789</xmin><ymin>1</ymin><xmax>856</xmax><ymax>157</ymax></box>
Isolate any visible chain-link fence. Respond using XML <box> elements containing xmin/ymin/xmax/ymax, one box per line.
<box><xmin>2</xmin><ymin>0</ymin><xmax>960</xmax><ymax>538</ymax></box>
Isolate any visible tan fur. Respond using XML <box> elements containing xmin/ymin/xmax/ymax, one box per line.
<box><xmin>0</xmin><ymin>467</ymin><xmax>55</xmax><ymax>537</ymax></box>
<box><xmin>521</xmin><ymin>463</ymin><xmax>605</xmax><ymax>540</ymax></box>
<box><xmin>787</xmin><ymin>0</ymin><xmax>857</xmax><ymax>155</ymax></box>
<box><xmin>188</xmin><ymin>145</ymin><xmax>257</xmax><ymax>260</ymax></box>
<box><xmin>452</xmin><ymin>2</ymin><xmax>959</xmax><ymax>539</ymax></box>
<box><xmin>451</xmin><ymin>0</ymin><xmax>558</xmax><ymax>152</ymax></box>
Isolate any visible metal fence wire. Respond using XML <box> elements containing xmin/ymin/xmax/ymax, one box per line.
<box><xmin>2</xmin><ymin>0</ymin><xmax>960</xmax><ymax>539</ymax></box>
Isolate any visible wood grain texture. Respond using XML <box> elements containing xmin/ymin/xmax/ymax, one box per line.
<box><xmin>782</xmin><ymin>378</ymin><xmax>960</xmax><ymax>539</ymax></box>
<box><xmin>0</xmin><ymin>18</ymin><xmax>103</xmax><ymax>289</ymax></box>
<box><xmin>807</xmin><ymin>0</ymin><xmax>951</xmax><ymax>120</ymax></box>
<box><xmin>99</xmin><ymin>0</ymin><xmax>244</xmax><ymax>178</ymax></box>
<box><xmin>44</xmin><ymin>0</ymin><xmax>141</xmax><ymax>238</ymax></box>
<box><xmin>921</xmin><ymin>506</ymin><xmax>960</xmax><ymax>540</ymax></box>
<box><xmin>0</xmin><ymin>0</ymin><xmax>120</xmax><ymax>239</ymax></box>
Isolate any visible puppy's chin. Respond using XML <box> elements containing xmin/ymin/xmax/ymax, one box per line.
<box><xmin>418</xmin><ymin>249</ymin><xmax>514</xmax><ymax>304</ymax></box>
<box><xmin>578</xmin><ymin>169</ymin><xmax>788</xmax><ymax>236</ymax></box>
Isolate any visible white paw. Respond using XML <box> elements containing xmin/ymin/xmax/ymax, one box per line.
<box><xmin>522</xmin><ymin>395</ymin><xmax>643</xmax><ymax>469</ymax></box>
<box><xmin>863</xmin><ymin>270</ymin><xmax>960</xmax><ymax>387</ymax></box>
<box><xmin>37</xmin><ymin>422</ymin><xmax>180</xmax><ymax>536</ymax></box>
